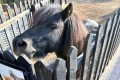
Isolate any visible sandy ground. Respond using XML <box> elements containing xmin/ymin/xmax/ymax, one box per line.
<box><xmin>72</xmin><ymin>0</ymin><xmax>120</xmax><ymax>23</ymax></box>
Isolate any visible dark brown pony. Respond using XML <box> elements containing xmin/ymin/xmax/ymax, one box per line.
<box><xmin>12</xmin><ymin>3</ymin><xmax>88</xmax><ymax>60</ymax></box>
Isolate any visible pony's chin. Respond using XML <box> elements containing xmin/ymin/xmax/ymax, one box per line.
<box><xmin>14</xmin><ymin>50</ymin><xmax>47</xmax><ymax>61</ymax></box>
<box><xmin>30</xmin><ymin>51</ymin><xmax>46</xmax><ymax>59</ymax></box>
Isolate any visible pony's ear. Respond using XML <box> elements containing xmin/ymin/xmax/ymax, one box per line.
<box><xmin>61</xmin><ymin>3</ymin><xmax>73</xmax><ymax>21</ymax></box>
<box><xmin>30</xmin><ymin>5</ymin><xmax>35</xmax><ymax>13</ymax></box>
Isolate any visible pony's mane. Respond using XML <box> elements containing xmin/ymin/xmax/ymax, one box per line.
<box><xmin>56</xmin><ymin>13</ymin><xmax>88</xmax><ymax>59</ymax></box>
<box><xmin>30</xmin><ymin>4</ymin><xmax>62</xmax><ymax>27</ymax></box>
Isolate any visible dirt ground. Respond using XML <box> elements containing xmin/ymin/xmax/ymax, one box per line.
<box><xmin>72</xmin><ymin>0</ymin><xmax>120</xmax><ymax>23</ymax></box>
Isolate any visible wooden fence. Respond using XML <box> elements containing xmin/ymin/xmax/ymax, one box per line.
<box><xmin>81</xmin><ymin>10</ymin><xmax>120</xmax><ymax>80</ymax></box>
<box><xmin>0</xmin><ymin>0</ymin><xmax>120</xmax><ymax>80</ymax></box>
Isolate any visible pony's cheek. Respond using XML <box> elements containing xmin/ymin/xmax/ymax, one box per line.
<box><xmin>15</xmin><ymin>50</ymin><xmax>22</xmax><ymax>57</ymax></box>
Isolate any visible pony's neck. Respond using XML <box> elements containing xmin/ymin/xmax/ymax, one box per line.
<box><xmin>55</xmin><ymin>17</ymin><xmax>72</xmax><ymax>60</ymax></box>
<box><xmin>56</xmin><ymin>13</ymin><xmax>88</xmax><ymax>60</ymax></box>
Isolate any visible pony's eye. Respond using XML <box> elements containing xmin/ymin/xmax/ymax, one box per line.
<box><xmin>50</xmin><ymin>24</ymin><xmax>58</xmax><ymax>30</ymax></box>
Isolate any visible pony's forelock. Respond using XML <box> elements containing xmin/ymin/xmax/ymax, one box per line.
<box><xmin>30</xmin><ymin>4</ymin><xmax>63</xmax><ymax>28</ymax></box>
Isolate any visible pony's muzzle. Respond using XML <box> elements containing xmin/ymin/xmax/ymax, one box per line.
<box><xmin>13</xmin><ymin>38</ymin><xmax>36</xmax><ymax>57</ymax></box>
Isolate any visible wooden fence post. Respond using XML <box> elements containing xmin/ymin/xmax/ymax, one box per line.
<box><xmin>0</xmin><ymin>4</ymin><xmax>13</xmax><ymax>52</ymax></box>
<box><xmin>110</xmin><ymin>8</ymin><xmax>120</xmax><ymax>58</ymax></box>
<box><xmin>24</xmin><ymin>0</ymin><xmax>33</xmax><ymax>27</ymax></box>
<box><xmin>0</xmin><ymin>52</ymin><xmax>3</xmax><ymax>60</ymax></box>
<box><xmin>53</xmin><ymin>58</ymin><xmax>66</xmax><ymax>80</ymax></box>
<box><xmin>17</xmin><ymin>54</ymin><xmax>36</xmax><ymax>80</ymax></box>
<box><xmin>0</xmin><ymin>31</ymin><xmax>6</xmax><ymax>52</ymax></box>
<box><xmin>82</xmin><ymin>33</ymin><xmax>94</xmax><ymax>80</ymax></box>
<box><xmin>67</xmin><ymin>46</ymin><xmax>78</xmax><ymax>80</ymax></box>
<box><xmin>34</xmin><ymin>60</ymin><xmax>52</xmax><ymax>80</ymax></box>
<box><xmin>102</xmin><ymin>13</ymin><xmax>119</xmax><ymax>67</ymax></box>
<box><xmin>91</xmin><ymin>18</ymin><xmax>111</xmax><ymax>80</ymax></box>
<box><xmin>3</xmin><ymin>50</ymin><xmax>16</xmax><ymax>64</ymax></box>
<box><xmin>104</xmin><ymin>12</ymin><xmax>119</xmax><ymax>66</ymax></box>
<box><xmin>6</xmin><ymin>4</ymin><xmax>20</xmax><ymax>37</ymax></box>
<box><xmin>19</xmin><ymin>1</ymin><xmax>29</xmax><ymax>30</ymax></box>
<box><xmin>13</xmin><ymin>3</ymin><xmax>25</xmax><ymax>34</ymax></box>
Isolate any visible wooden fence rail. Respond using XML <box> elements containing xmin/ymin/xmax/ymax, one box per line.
<box><xmin>0</xmin><ymin>0</ymin><xmax>120</xmax><ymax>80</ymax></box>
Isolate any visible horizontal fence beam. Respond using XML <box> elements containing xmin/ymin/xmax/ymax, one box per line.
<box><xmin>0</xmin><ymin>4</ymin><xmax>41</xmax><ymax>31</ymax></box>
<box><xmin>0</xmin><ymin>9</ymin><xmax>30</xmax><ymax>29</ymax></box>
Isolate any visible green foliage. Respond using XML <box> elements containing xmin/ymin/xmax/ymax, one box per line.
<box><xmin>0</xmin><ymin>0</ymin><xmax>15</xmax><ymax>4</ymax></box>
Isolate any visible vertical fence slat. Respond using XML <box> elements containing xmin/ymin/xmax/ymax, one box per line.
<box><xmin>94</xmin><ymin>18</ymin><xmax>112</xmax><ymax>80</ymax></box>
<box><xmin>0</xmin><ymin>4</ymin><xmax>6</xmax><ymax>22</ymax></box>
<box><xmin>24</xmin><ymin>0</ymin><xmax>28</xmax><ymax>10</ymax></box>
<box><xmin>95</xmin><ymin>13</ymin><xmax>118</xmax><ymax>80</ymax></box>
<box><xmin>20</xmin><ymin>1</ymin><xmax>29</xmax><ymax>30</ymax></box>
<box><xmin>108</xmin><ymin>20</ymin><xmax>119</xmax><ymax>59</ymax></box>
<box><xmin>31</xmin><ymin>0</ymin><xmax>34</xmax><ymax>4</ymax></box>
<box><xmin>113</xmin><ymin>21</ymin><xmax>120</xmax><ymax>51</ymax></box>
<box><xmin>6</xmin><ymin>4</ymin><xmax>15</xmax><ymax>37</ymax></box>
<box><xmin>4</xmin><ymin>27</ymin><xmax>13</xmax><ymax>51</ymax></box>
<box><xmin>110</xmin><ymin>9</ymin><xmax>120</xmax><ymax>58</ymax></box>
<box><xmin>104</xmin><ymin>12</ymin><xmax>119</xmax><ymax>66</ymax></box>
<box><xmin>17</xmin><ymin>54</ymin><xmax>36</xmax><ymax>80</ymax></box>
<box><xmin>27</xmin><ymin>0</ymin><xmax>31</xmax><ymax>8</ymax></box>
<box><xmin>24</xmin><ymin>0</ymin><xmax>32</xmax><ymax>26</ymax></box>
<box><xmin>34</xmin><ymin>0</ymin><xmax>38</xmax><ymax>4</ymax></box>
<box><xmin>3</xmin><ymin>50</ymin><xmax>16</xmax><ymax>64</ymax></box>
<box><xmin>53</xmin><ymin>58</ymin><xmax>66</xmax><ymax>80</ymax></box>
<box><xmin>89</xmin><ymin>24</ymin><xmax>104</xmax><ymax>80</ymax></box>
<box><xmin>82</xmin><ymin>33</ymin><xmax>94</xmax><ymax>80</ymax></box>
<box><xmin>13</xmin><ymin>3</ymin><xmax>25</xmax><ymax>33</ymax></box>
<box><xmin>0</xmin><ymin>44</ymin><xmax>3</xmax><ymax>53</ymax></box>
<box><xmin>6</xmin><ymin>4</ymin><xmax>20</xmax><ymax>37</ymax></box>
<box><xmin>27</xmin><ymin>0</ymin><xmax>33</xmax><ymax>26</ymax></box>
<box><xmin>0</xmin><ymin>32</ymin><xmax>6</xmax><ymax>51</ymax></box>
<box><xmin>34</xmin><ymin>60</ymin><xmax>52</xmax><ymax>80</ymax></box>
<box><xmin>67</xmin><ymin>46</ymin><xmax>77</xmax><ymax>80</ymax></box>
<box><xmin>4</xmin><ymin>4</ymin><xmax>16</xmax><ymax>52</ymax></box>
<box><xmin>0</xmin><ymin>51</ymin><xmax>3</xmax><ymax>60</ymax></box>
<box><xmin>115</xmin><ymin>21</ymin><xmax>120</xmax><ymax>47</ymax></box>
<box><xmin>2</xmin><ymin>4</ymin><xmax>14</xmax><ymax>50</ymax></box>
<box><xmin>0</xmin><ymin>4</ymin><xmax>12</xmax><ymax>52</ymax></box>
<box><xmin>85</xmin><ymin>33</ymin><xmax>96</xmax><ymax>80</ymax></box>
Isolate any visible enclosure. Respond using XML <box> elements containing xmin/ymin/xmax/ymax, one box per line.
<box><xmin>0</xmin><ymin>0</ymin><xmax>120</xmax><ymax>80</ymax></box>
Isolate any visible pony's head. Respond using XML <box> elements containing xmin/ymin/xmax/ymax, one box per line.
<box><xmin>12</xmin><ymin>3</ymin><xmax>88</xmax><ymax>60</ymax></box>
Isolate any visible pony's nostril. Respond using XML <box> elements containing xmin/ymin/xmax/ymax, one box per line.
<box><xmin>17</xmin><ymin>40</ymin><xmax>27</xmax><ymax>49</ymax></box>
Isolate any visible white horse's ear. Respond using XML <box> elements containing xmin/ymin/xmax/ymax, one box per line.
<box><xmin>61</xmin><ymin>3</ymin><xmax>73</xmax><ymax>21</ymax></box>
